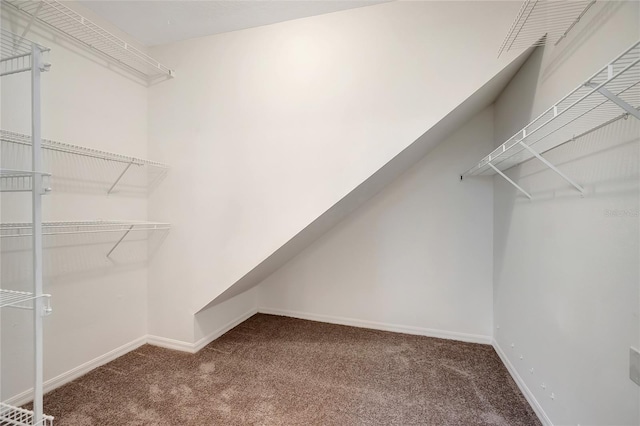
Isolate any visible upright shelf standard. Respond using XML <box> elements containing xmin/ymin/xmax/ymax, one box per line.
<box><xmin>462</xmin><ymin>40</ymin><xmax>640</xmax><ymax>199</ymax></box>
<box><xmin>0</xmin><ymin>28</ymin><xmax>54</xmax><ymax>426</ymax></box>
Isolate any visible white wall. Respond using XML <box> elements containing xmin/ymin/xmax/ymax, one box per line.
<box><xmin>193</xmin><ymin>287</ymin><xmax>257</xmax><ymax>343</ymax></box>
<box><xmin>492</xmin><ymin>1</ymin><xmax>640</xmax><ymax>425</ymax></box>
<box><xmin>4</xmin><ymin>3</ymin><xmax>635</xmax><ymax>424</ymax></box>
<box><xmin>1</xmin><ymin>3</ymin><xmax>152</xmax><ymax>401</ymax></box>
<box><xmin>257</xmin><ymin>106</ymin><xmax>495</xmax><ymax>341</ymax></box>
<box><xmin>147</xmin><ymin>0</ymin><xmax>523</xmax><ymax>343</ymax></box>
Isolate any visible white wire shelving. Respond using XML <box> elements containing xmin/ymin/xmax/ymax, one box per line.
<box><xmin>463</xmin><ymin>39</ymin><xmax>640</xmax><ymax>199</ymax></box>
<box><xmin>0</xmin><ymin>169</ymin><xmax>51</xmax><ymax>193</ymax></box>
<box><xmin>1</xmin><ymin>130</ymin><xmax>169</xmax><ymax>195</ymax></box>
<box><xmin>0</xmin><ymin>27</ymin><xmax>53</xmax><ymax>426</ymax></box>
<box><xmin>0</xmin><ymin>221</ymin><xmax>171</xmax><ymax>258</ymax></box>
<box><xmin>0</xmin><ymin>289</ymin><xmax>52</xmax><ymax>313</ymax></box>
<box><xmin>0</xmin><ymin>403</ymin><xmax>54</xmax><ymax>426</ymax></box>
<box><xmin>0</xmin><ymin>220</ymin><xmax>172</xmax><ymax>237</ymax></box>
<box><xmin>0</xmin><ymin>27</ymin><xmax>50</xmax><ymax>76</ymax></box>
<box><xmin>4</xmin><ymin>0</ymin><xmax>174</xmax><ymax>80</ymax></box>
<box><xmin>498</xmin><ymin>0</ymin><xmax>596</xmax><ymax>57</ymax></box>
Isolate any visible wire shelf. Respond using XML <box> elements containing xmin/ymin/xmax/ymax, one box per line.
<box><xmin>0</xmin><ymin>289</ymin><xmax>51</xmax><ymax>313</ymax></box>
<box><xmin>0</xmin><ymin>220</ymin><xmax>171</xmax><ymax>238</ymax></box>
<box><xmin>0</xmin><ymin>27</ymin><xmax>49</xmax><ymax>77</ymax></box>
<box><xmin>463</xmin><ymin>40</ymin><xmax>640</xmax><ymax>179</ymax></box>
<box><xmin>1</xmin><ymin>221</ymin><xmax>170</xmax><ymax>258</ymax></box>
<box><xmin>1</xmin><ymin>130</ymin><xmax>168</xmax><ymax>195</ymax></box>
<box><xmin>0</xmin><ymin>169</ymin><xmax>51</xmax><ymax>193</ymax></box>
<box><xmin>4</xmin><ymin>0</ymin><xmax>174</xmax><ymax>79</ymax></box>
<box><xmin>498</xmin><ymin>0</ymin><xmax>596</xmax><ymax>57</ymax></box>
<box><xmin>0</xmin><ymin>402</ymin><xmax>54</xmax><ymax>426</ymax></box>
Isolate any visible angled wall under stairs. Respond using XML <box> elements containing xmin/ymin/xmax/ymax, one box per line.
<box><xmin>147</xmin><ymin>0</ymin><xmax>533</xmax><ymax>343</ymax></box>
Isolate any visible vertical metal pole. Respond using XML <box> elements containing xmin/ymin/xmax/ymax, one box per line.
<box><xmin>31</xmin><ymin>44</ymin><xmax>44</xmax><ymax>424</ymax></box>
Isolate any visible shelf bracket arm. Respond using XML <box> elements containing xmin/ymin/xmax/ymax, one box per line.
<box><xmin>107</xmin><ymin>225</ymin><xmax>134</xmax><ymax>258</ymax></box>
<box><xmin>517</xmin><ymin>141</ymin><xmax>585</xmax><ymax>195</ymax></box>
<box><xmin>14</xmin><ymin>2</ymin><xmax>43</xmax><ymax>54</ymax></box>
<box><xmin>107</xmin><ymin>160</ymin><xmax>134</xmax><ymax>194</ymax></box>
<box><xmin>586</xmin><ymin>82</ymin><xmax>640</xmax><ymax>120</ymax></box>
<box><xmin>488</xmin><ymin>163</ymin><xmax>532</xmax><ymax>199</ymax></box>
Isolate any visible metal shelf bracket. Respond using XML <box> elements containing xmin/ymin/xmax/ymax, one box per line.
<box><xmin>107</xmin><ymin>160</ymin><xmax>135</xmax><ymax>194</ymax></box>
<box><xmin>489</xmin><ymin>163</ymin><xmax>532</xmax><ymax>199</ymax></box>
<box><xmin>106</xmin><ymin>224</ymin><xmax>134</xmax><ymax>258</ymax></box>
<box><xmin>586</xmin><ymin>82</ymin><xmax>640</xmax><ymax>121</ymax></box>
<box><xmin>518</xmin><ymin>132</ymin><xmax>585</xmax><ymax>195</ymax></box>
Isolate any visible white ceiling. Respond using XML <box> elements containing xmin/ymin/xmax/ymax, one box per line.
<box><xmin>79</xmin><ymin>0</ymin><xmax>389</xmax><ymax>47</ymax></box>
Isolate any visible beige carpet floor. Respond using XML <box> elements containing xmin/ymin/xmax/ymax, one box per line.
<box><xmin>37</xmin><ymin>314</ymin><xmax>540</xmax><ymax>425</ymax></box>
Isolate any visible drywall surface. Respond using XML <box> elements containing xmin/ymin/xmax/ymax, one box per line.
<box><xmin>492</xmin><ymin>2</ymin><xmax>640</xmax><ymax>425</ymax></box>
<box><xmin>147</xmin><ymin>0</ymin><xmax>523</xmax><ymax>342</ymax></box>
<box><xmin>0</xmin><ymin>4</ymin><xmax>150</xmax><ymax>401</ymax></box>
<box><xmin>257</xmin><ymin>106</ymin><xmax>495</xmax><ymax>340</ymax></box>
<box><xmin>194</xmin><ymin>287</ymin><xmax>257</xmax><ymax>343</ymax></box>
<box><xmin>205</xmin><ymin>47</ymin><xmax>532</xmax><ymax>310</ymax></box>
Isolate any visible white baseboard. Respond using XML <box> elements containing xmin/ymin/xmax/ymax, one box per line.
<box><xmin>6</xmin><ymin>335</ymin><xmax>147</xmax><ymax>407</ymax></box>
<box><xmin>147</xmin><ymin>307</ymin><xmax>258</xmax><ymax>354</ymax></box>
<box><xmin>6</xmin><ymin>306</ymin><xmax>259</xmax><ymax>405</ymax></box>
<box><xmin>492</xmin><ymin>339</ymin><xmax>552</xmax><ymax>426</ymax></box>
<box><xmin>146</xmin><ymin>334</ymin><xmax>196</xmax><ymax>353</ymax></box>
<box><xmin>258</xmin><ymin>307</ymin><xmax>492</xmax><ymax>345</ymax></box>
<box><xmin>193</xmin><ymin>307</ymin><xmax>258</xmax><ymax>352</ymax></box>
<box><xmin>10</xmin><ymin>306</ymin><xmax>551</xmax><ymax>426</ymax></box>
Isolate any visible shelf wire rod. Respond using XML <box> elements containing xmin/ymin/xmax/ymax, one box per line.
<box><xmin>506</xmin><ymin>0</ymin><xmax>540</xmax><ymax>54</ymax></box>
<box><xmin>540</xmin><ymin>111</ymin><xmax>634</xmax><ymax>155</ymax></box>
<box><xmin>1</xmin><ymin>130</ymin><xmax>167</xmax><ymax>168</ymax></box>
<box><xmin>0</xmin><ymin>52</ymin><xmax>32</xmax><ymax>63</ymax></box>
<box><xmin>488</xmin><ymin>92</ymin><xmax>612</xmax><ymax>171</ymax></box>
<box><xmin>0</xmin><ymin>224</ymin><xmax>171</xmax><ymax>237</ymax></box>
<box><xmin>488</xmin><ymin>163</ymin><xmax>532</xmax><ymax>199</ymax></box>
<box><xmin>1</xmin><ymin>228</ymin><xmax>169</xmax><ymax>237</ymax></box>
<box><xmin>6</xmin><ymin>0</ymin><xmax>174</xmax><ymax>77</ymax></box>
<box><xmin>509</xmin><ymin>10</ymin><xmax>593</xmax><ymax>30</ymax></box>
<box><xmin>2</xmin><ymin>220</ymin><xmax>167</xmax><ymax>228</ymax></box>
<box><xmin>499</xmin><ymin>0</ymin><xmax>595</xmax><ymax>56</ymax></box>
<box><xmin>1</xmin><ymin>65</ymin><xmax>32</xmax><ymax>77</ymax></box>
<box><xmin>0</xmin><ymin>290</ymin><xmax>52</xmax><ymax>312</ymax></box>
<box><xmin>468</xmin><ymin>99</ymin><xmax>633</xmax><ymax>178</ymax></box>
<box><xmin>512</xmin><ymin>78</ymin><xmax>640</xmax><ymax>158</ymax></box>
